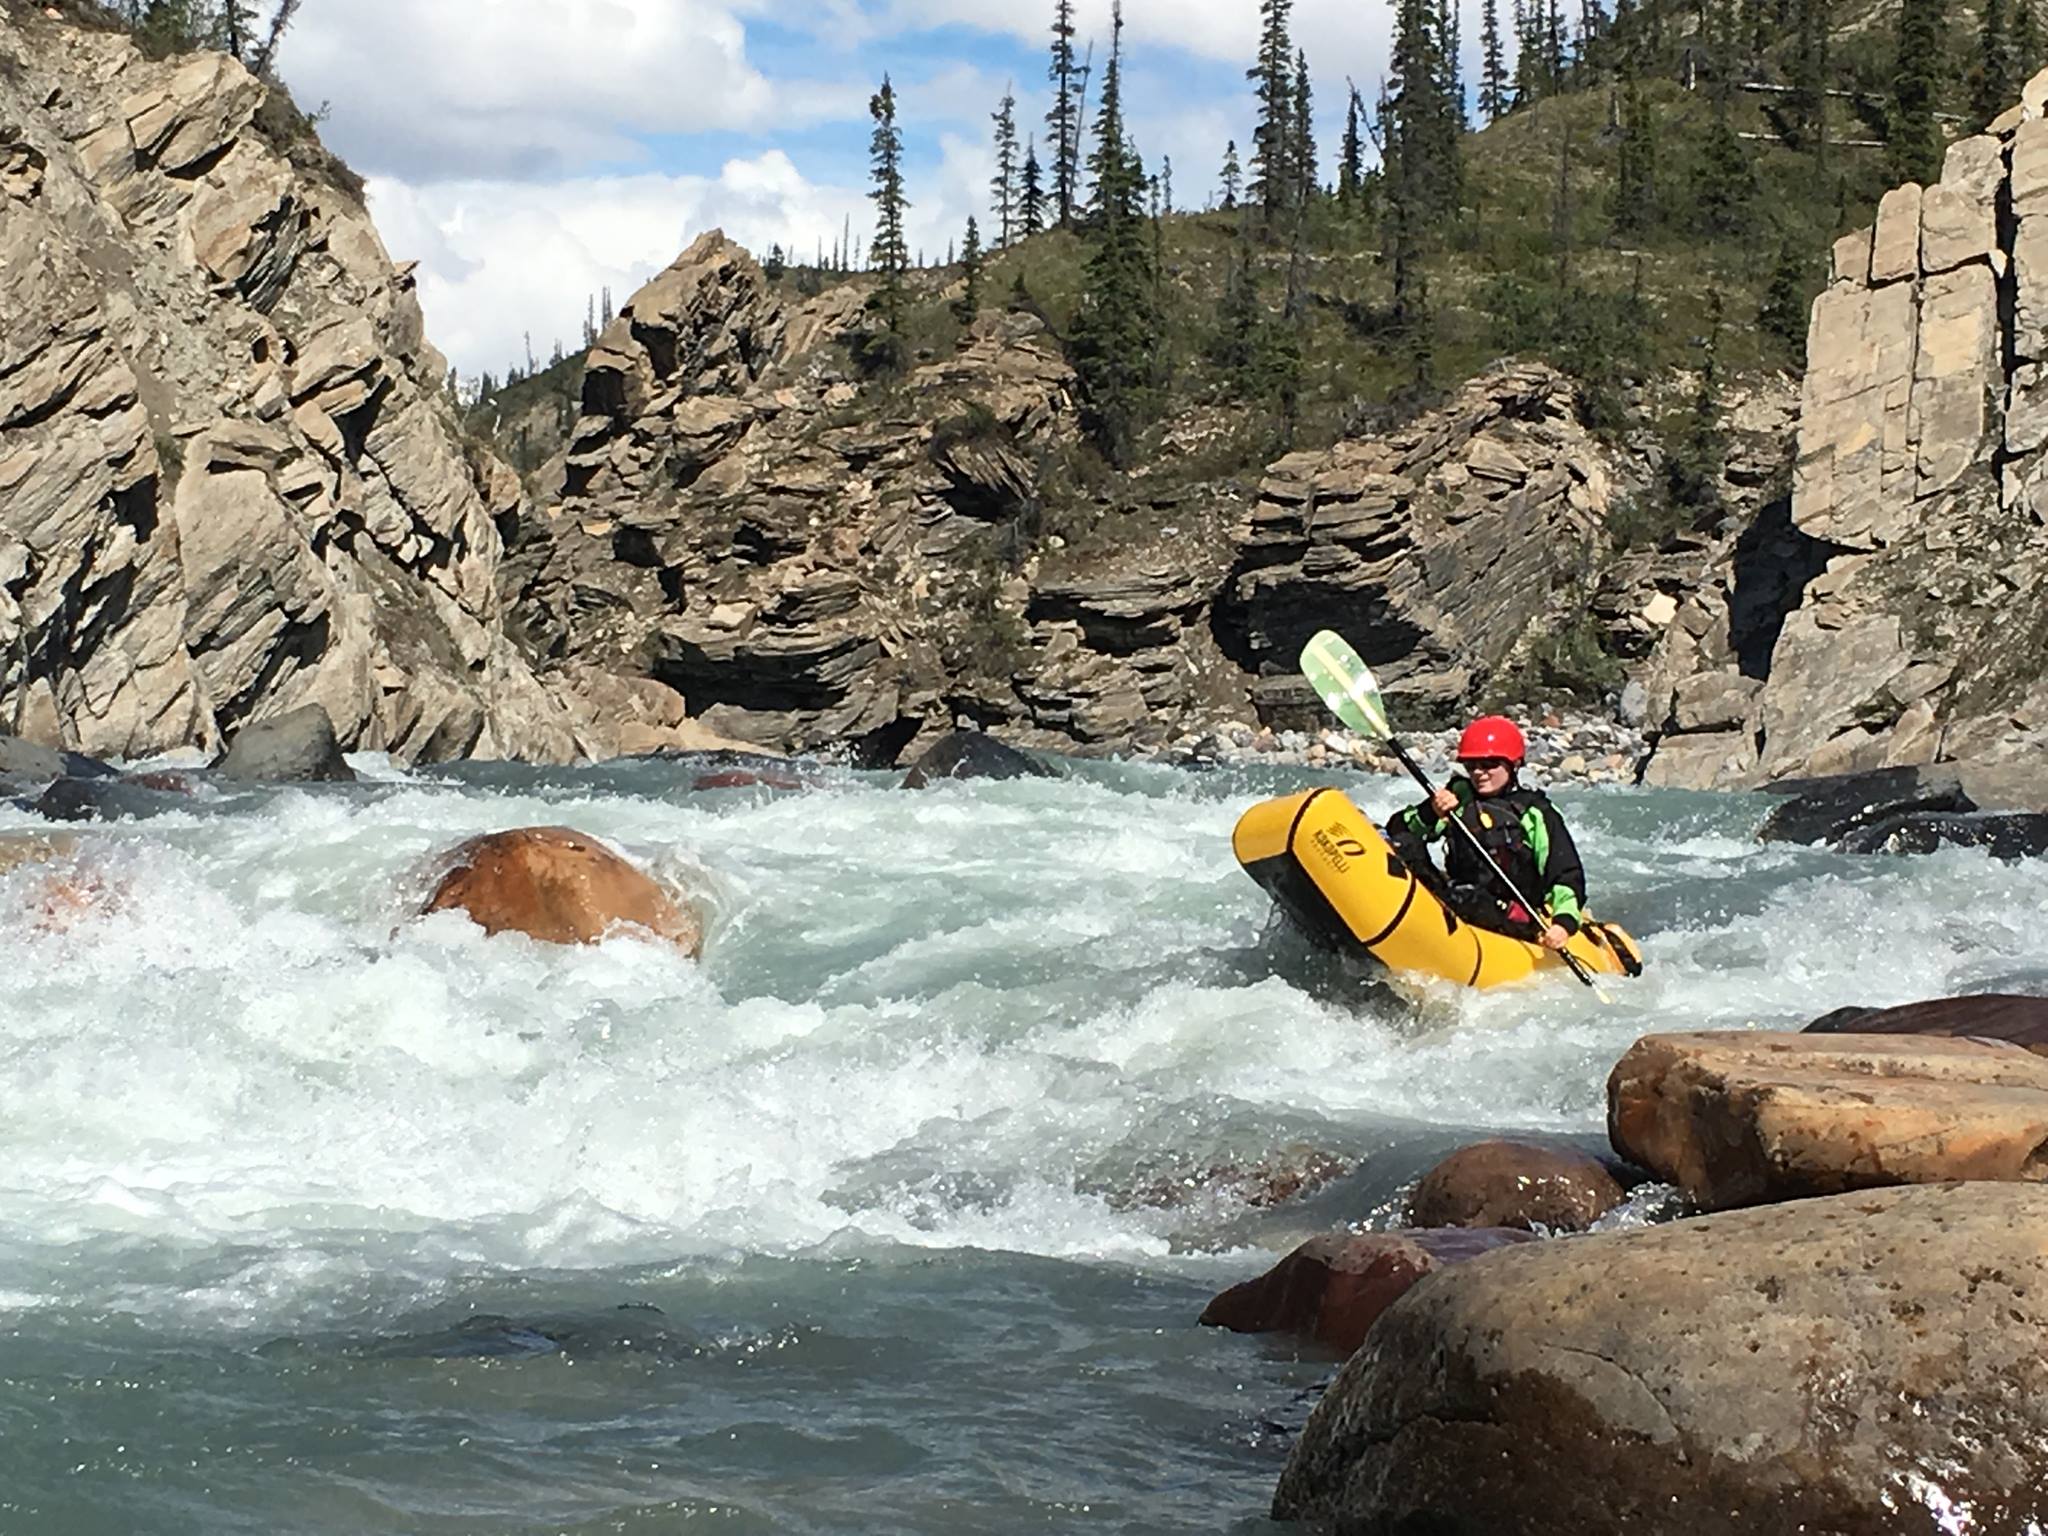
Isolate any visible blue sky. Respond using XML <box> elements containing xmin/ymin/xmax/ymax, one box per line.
<box><xmin>276</xmin><ymin>0</ymin><xmax>1417</xmax><ymax>374</ymax></box>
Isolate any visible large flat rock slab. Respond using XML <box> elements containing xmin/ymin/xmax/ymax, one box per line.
<box><xmin>1274</xmin><ymin>1183</ymin><xmax>2048</xmax><ymax>1534</ymax></box>
<box><xmin>1608</xmin><ymin>1031</ymin><xmax>2048</xmax><ymax>1210</ymax></box>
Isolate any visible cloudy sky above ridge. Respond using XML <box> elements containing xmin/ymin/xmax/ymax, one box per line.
<box><xmin>275</xmin><ymin>0</ymin><xmax>1426</xmax><ymax>376</ymax></box>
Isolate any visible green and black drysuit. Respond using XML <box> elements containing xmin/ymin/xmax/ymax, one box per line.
<box><xmin>1389</xmin><ymin>777</ymin><xmax>1587</xmax><ymax>939</ymax></box>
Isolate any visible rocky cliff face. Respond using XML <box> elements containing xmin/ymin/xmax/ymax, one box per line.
<box><xmin>0</xmin><ymin>9</ymin><xmax>594</xmax><ymax>762</ymax></box>
<box><xmin>1643</xmin><ymin>76</ymin><xmax>2048</xmax><ymax>786</ymax></box>
<box><xmin>525</xmin><ymin>237</ymin><xmax>1631</xmax><ymax>758</ymax></box>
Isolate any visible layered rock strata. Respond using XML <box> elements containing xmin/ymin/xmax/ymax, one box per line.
<box><xmin>0</xmin><ymin>13</ymin><xmax>591</xmax><ymax>761</ymax></box>
<box><xmin>1644</xmin><ymin>80</ymin><xmax>2048</xmax><ymax>785</ymax></box>
<box><xmin>530</xmin><ymin>251</ymin><xmax>1629</xmax><ymax>756</ymax></box>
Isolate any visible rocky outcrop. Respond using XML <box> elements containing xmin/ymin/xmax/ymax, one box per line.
<box><xmin>520</xmin><ymin>238</ymin><xmax>1634</xmax><ymax>759</ymax></box>
<box><xmin>0</xmin><ymin>13</ymin><xmax>608</xmax><ymax>763</ymax></box>
<box><xmin>522</xmin><ymin>238</ymin><xmax>1111</xmax><ymax>759</ymax></box>
<box><xmin>1198</xmin><ymin>1228</ymin><xmax>1536</xmax><ymax>1355</ymax></box>
<box><xmin>1219</xmin><ymin>364</ymin><xmax>1617</xmax><ymax>713</ymax></box>
<box><xmin>1608</xmin><ymin>1031</ymin><xmax>2048</xmax><ymax>1210</ymax></box>
<box><xmin>1404</xmin><ymin>1139</ymin><xmax>1625</xmax><ymax>1233</ymax></box>
<box><xmin>1642</xmin><ymin>81</ymin><xmax>2048</xmax><ymax>788</ymax></box>
<box><xmin>421</xmin><ymin>827</ymin><xmax>703</xmax><ymax>954</ymax></box>
<box><xmin>1273</xmin><ymin>1183</ymin><xmax>2048</xmax><ymax>1534</ymax></box>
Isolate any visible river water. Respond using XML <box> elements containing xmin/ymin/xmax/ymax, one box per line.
<box><xmin>2</xmin><ymin>756</ymin><xmax>2043</xmax><ymax>1534</ymax></box>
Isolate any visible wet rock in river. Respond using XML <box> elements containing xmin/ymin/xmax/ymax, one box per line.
<box><xmin>215</xmin><ymin>703</ymin><xmax>357</xmax><ymax>784</ymax></box>
<box><xmin>899</xmin><ymin>729</ymin><xmax>1058</xmax><ymax>789</ymax></box>
<box><xmin>1803</xmin><ymin>993</ymin><xmax>2048</xmax><ymax>1056</ymax></box>
<box><xmin>34</xmin><ymin>774</ymin><xmax>204</xmax><ymax>823</ymax></box>
<box><xmin>1834</xmin><ymin>808</ymin><xmax>2048</xmax><ymax>858</ymax></box>
<box><xmin>1199</xmin><ymin>1228</ymin><xmax>1536</xmax><ymax>1356</ymax></box>
<box><xmin>1608</xmin><ymin>1030</ymin><xmax>2048</xmax><ymax>1210</ymax></box>
<box><xmin>1273</xmin><ymin>1184</ymin><xmax>2048</xmax><ymax>1535</ymax></box>
<box><xmin>1405</xmin><ymin>1139</ymin><xmax>1626</xmax><ymax>1233</ymax></box>
<box><xmin>421</xmin><ymin>826</ymin><xmax>703</xmax><ymax>955</ymax></box>
<box><xmin>1755</xmin><ymin>765</ymin><xmax>1974</xmax><ymax>847</ymax></box>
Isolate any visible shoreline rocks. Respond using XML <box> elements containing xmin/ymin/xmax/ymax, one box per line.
<box><xmin>1273</xmin><ymin>1183</ymin><xmax>2048</xmax><ymax>1534</ymax></box>
<box><xmin>1609</xmin><ymin>1031</ymin><xmax>2048</xmax><ymax>1210</ymax></box>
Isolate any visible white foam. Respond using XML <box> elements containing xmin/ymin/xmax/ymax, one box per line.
<box><xmin>0</xmin><ymin>772</ymin><xmax>2041</xmax><ymax>1329</ymax></box>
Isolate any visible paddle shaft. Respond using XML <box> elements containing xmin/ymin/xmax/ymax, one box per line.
<box><xmin>1383</xmin><ymin>739</ymin><xmax>1603</xmax><ymax>990</ymax></box>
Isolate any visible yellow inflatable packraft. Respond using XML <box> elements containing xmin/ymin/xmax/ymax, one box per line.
<box><xmin>1233</xmin><ymin>787</ymin><xmax>1643</xmax><ymax>990</ymax></box>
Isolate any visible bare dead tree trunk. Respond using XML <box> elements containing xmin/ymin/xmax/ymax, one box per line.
<box><xmin>251</xmin><ymin>0</ymin><xmax>301</xmax><ymax>78</ymax></box>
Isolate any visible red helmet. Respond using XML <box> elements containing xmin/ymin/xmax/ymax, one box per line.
<box><xmin>1456</xmin><ymin>715</ymin><xmax>1527</xmax><ymax>765</ymax></box>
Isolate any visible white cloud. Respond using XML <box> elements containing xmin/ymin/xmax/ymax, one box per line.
<box><xmin>279</xmin><ymin>0</ymin><xmax>786</xmax><ymax>180</ymax></box>
<box><xmin>371</xmin><ymin>148</ymin><xmax>990</xmax><ymax>375</ymax></box>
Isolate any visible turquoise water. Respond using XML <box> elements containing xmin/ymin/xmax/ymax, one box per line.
<box><xmin>2</xmin><ymin>758</ymin><xmax>2041</xmax><ymax>1532</ymax></box>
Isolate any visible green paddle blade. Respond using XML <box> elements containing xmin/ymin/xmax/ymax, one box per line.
<box><xmin>1299</xmin><ymin>630</ymin><xmax>1392</xmax><ymax>741</ymax></box>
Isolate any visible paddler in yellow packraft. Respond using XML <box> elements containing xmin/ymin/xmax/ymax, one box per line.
<box><xmin>1387</xmin><ymin>715</ymin><xmax>1586</xmax><ymax>954</ymax></box>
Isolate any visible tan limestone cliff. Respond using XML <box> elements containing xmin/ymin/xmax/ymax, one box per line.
<box><xmin>1643</xmin><ymin>78</ymin><xmax>2048</xmax><ymax>786</ymax></box>
<box><xmin>0</xmin><ymin>11</ymin><xmax>596</xmax><ymax>762</ymax></box>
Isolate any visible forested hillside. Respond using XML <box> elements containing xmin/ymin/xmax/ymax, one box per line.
<box><xmin>463</xmin><ymin>0</ymin><xmax>2032</xmax><ymax>564</ymax></box>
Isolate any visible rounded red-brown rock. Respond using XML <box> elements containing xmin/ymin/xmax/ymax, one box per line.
<box><xmin>1199</xmin><ymin>1228</ymin><xmax>1537</xmax><ymax>1355</ymax></box>
<box><xmin>422</xmin><ymin>827</ymin><xmax>702</xmax><ymax>956</ymax></box>
<box><xmin>1406</xmin><ymin>1139</ymin><xmax>1626</xmax><ymax>1233</ymax></box>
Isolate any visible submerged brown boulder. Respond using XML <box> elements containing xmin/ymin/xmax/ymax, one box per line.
<box><xmin>1274</xmin><ymin>1183</ymin><xmax>2048</xmax><ymax>1534</ymax></box>
<box><xmin>1199</xmin><ymin>1228</ymin><xmax>1535</xmax><ymax>1356</ymax></box>
<box><xmin>422</xmin><ymin>828</ymin><xmax>701</xmax><ymax>955</ymax></box>
<box><xmin>1608</xmin><ymin>1031</ymin><xmax>2048</xmax><ymax>1210</ymax></box>
<box><xmin>1405</xmin><ymin>1139</ymin><xmax>1626</xmax><ymax>1233</ymax></box>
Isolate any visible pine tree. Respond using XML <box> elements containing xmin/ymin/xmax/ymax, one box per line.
<box><xmin>1048</xmin><ymin>0</ymin><xmax>1082</xmax><ymax>225</ymax></box>
<box><xmin>1614</xmin><ymin>64</ymin><xmax>1657</xmax><ymax>235</ymax></box>
<box><xmin>1758</xmin><ymin>238</ymin><xmax>1811</xmax><ymax>363</ymax></box>
<box><xmin>213</xmin><ymin>0</ymin><xmax>255</xmax><ymax>57</ymax></box>
<box><xmin>992</xmin><ymin>87</ymin><xmax>1021</xmax><ymax>245</ymax></box>
<box><xmin>250</xmin><ymin>0</ymin><xmax>300</xmax><ymax>75</ymax></box>
<box><xmin>1020</xmin><ymin>136</ymin><xmax>1047</xmax><ymax>234</ymax></box>
<box><xmin>1248</xmin><ymin>0</ymin><xmax>1297</xmax><ymax>216</ymax></box>
<box><xmin>955</xmin><ymin>217</ymin><xmax>985</xmax><ymax>324</ymax></box>
<box><xmin>1383</xmin><ymin>0</ymin><xmax>1460</xmax><ymax>398</ymax></box>
<box><xmin>1665</xmin><ymin>289</ymin><xmax>1727</xmax><ymax>521</ymax></box>
<box><xmin>1161</xmin><ymin>155</ymin><xmax>1174</xmax><ymax>213</ymax></box>
<box><xmin>1889</xmin><ymin>0</ymin><xmax>1946</xmax><ymax>185</ymax></box>
<box><xmin>135</xmin><ymin>0</ymin><xmax>195</xmax><ymax>54</ymax></box>
<box><xmin>1787</xmin><ymin>0</ymin><xmax>1830</xmax><ymax>158</ymax></box>
<box><xmin>1976</xmin><ymin>0</ymin><xmax>2018</xmax><ymax>124</ymax></box>
<box><xmin>1293</xmin><ymin>50</ymin><xmax>1319</xmax><ymax>204</ymax></box>
<box><xmin>1438</xmin><ymin>0</ymin><xmax>1466</xmax><ymax>126</ymax></box>
<box><xmin>1696</xmin><ymin>75</ymin><xmax>1755</xmax><ymax>233</ymax></box>
<box><xmin>1220</xmin><ymin>139</ymin><xmax>1244</xmax><ymax>208</ymax></box>
<box><xmin>867</xmin><ymin>76</ymin><xmax>912</xmax><ymax>343</ymax></box>
<box><xmin>1514</xmin><ymin>0</ymin><xmax>1548</xmax><ymax>104</ymax></box>
<box><xmin>2019</xmin><ymin>0</ymin><xmax>2042</xmax><ymax>79</ymax></box>
<box><xmin>1213</xmin><ymin>224</ymin><xmax>1268</xmax><ymax>392</ymax></box>
<box><xmin>1070</xmin><ymin>2</ymin><xmax>1156</xmax><ymax>461</ymax></box>
<box><xmin>1339</xmin><ymin>88</ymin><xmax>1366</xmax><ymax>203</ymax></box>
<box><xmin>1385</xmin><ymin>0</ymin><xmax>1464</xmax><ymax>230</ymax></box>
<box><xmin>1480</xmin><ymin>0</ymin><xmax>1510</xmax><ymax>119</ymax></box>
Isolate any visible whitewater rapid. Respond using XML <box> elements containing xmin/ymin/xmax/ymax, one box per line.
<box><xmin>4</xmin><ymin>758</ymin><xmax>2040</xmax><ymax>1342</ymax></box>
